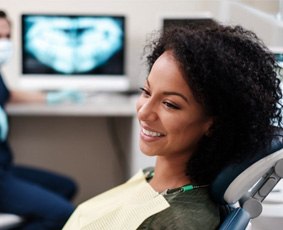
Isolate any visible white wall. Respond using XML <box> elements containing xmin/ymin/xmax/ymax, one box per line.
<box><xmin>218</xmin><ymin>1</ymin><xmax>283</xmax><ymax>47</ymax></box>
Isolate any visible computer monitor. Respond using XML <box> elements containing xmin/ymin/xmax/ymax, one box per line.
<box><xmin>21</xmin><ymin>14</ymin><xmax>128</xmax><ymax>91</ymax></box>
<box><xmin>269</xmin><ymin>47</ymin><xmax>283</xmax><ymax>84</ymax></box>
<box><xmin>270</xmin><ymin>47</ymin><xmax>283</xmax><ymax>68</ymax></box>
<box><xmin>162</xmin><ymin>17</ymin><xmax>218</xmax><ymax>32</ymax></box>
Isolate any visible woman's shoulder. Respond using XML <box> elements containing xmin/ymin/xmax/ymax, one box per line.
<box><xmin>138</xmin><ymin>188</ymin><xmax>220</xmax><ymax>230</ymax></box>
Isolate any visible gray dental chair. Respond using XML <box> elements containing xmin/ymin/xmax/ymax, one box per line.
<box><xmin>210</xmin><ymin>128</ymin><xmax>283</xmax><ymax>230</ymax></box>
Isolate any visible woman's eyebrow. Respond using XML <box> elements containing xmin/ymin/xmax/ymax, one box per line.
<box><xmin>146</xmin><ymin>79</ymin><xmax>189</xmax><ymax>103</ymax></box>
<box><xmin>163</xmin><ymin>91</ymin><xmax>189</xmax><ymax>103</ymax></box>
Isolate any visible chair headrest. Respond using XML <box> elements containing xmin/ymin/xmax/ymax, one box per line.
<box><xmin>210</xmin><ymin>128</ymin><xmax>283</xmax><ymax>205</ymax></box>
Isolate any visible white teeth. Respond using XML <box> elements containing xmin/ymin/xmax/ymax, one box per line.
<box><xmin>142</xmin><ymin>128</ymin><xmax>162</xmax><ymax>137</ymax></box>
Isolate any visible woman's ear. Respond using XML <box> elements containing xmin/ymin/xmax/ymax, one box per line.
<box><xmin>204</xmin><ymin>117</ymin><xmax>214</xmax><ymax>137</ymax></box>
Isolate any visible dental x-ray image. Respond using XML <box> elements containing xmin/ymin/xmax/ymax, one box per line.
<box><xmin>22</xmin><ymin>14</ymin><xmax>125</xmax><ymax>76</ymax></box>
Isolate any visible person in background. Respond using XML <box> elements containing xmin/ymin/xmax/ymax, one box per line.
<box><xmin>0</xmin><ymin>10</ymin><xmax>81</xmax><ymax>229</ymax></box>
<box><xmin>63</xmin><ymin>24</ymin><xmax>282</xmax><ymax>230</ymax></box>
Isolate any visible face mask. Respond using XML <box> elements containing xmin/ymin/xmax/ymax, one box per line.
<box><xmin>0</xmin><ymin>39</ymin><xmax>13</xmax><ymax>66</ymax></box>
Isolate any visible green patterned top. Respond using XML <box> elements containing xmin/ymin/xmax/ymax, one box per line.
<box><xmin>137</xmin><ymin>170</ymin><xmax>220</xmax><ymax>230</ymax></box>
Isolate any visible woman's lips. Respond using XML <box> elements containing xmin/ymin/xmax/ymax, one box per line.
<box><xmin>140</xmin><ymin>127</ymin><xmax>165</xmax><ymax>142</ymax></box>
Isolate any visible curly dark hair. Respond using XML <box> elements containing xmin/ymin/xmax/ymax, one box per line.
<box><xmin>145</xmin><ymin>25</ymin><xmax>283</xmax><ymax>185</ymax></box>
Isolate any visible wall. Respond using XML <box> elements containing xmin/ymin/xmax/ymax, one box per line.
<box><xmin>239</xmin><ymin>0</ymin><xmax>279</xmax><ymax>15</ymax></box>
<box><xmin>218</xmin><ymin>0</ymin><xmax>283</xmax><ymax>47</ymax></box>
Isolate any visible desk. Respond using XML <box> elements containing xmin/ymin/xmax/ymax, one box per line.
<box><xmin>6</xmin><ymin>93</ymin><xmax>137</xmax><ymax>116</ymax></box>
<box><xmin>6</xmin><ymin>94</ymin><xmax>155</xmax><ymax>204</ymax></box>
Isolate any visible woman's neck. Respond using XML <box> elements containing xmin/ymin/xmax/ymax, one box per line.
<box><xmin>149</xmin><ymin>156</ymin><xmax>192</xmax><ymax>193</ymax></box>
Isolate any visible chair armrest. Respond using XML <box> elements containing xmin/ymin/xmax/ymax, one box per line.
<box><xmin>219</xmin><ymin>208</ymin><xmax>250</xmax><ymax>230</ymax></box>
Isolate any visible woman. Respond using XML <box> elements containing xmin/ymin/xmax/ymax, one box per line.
<box><xmin>0</xmin><ymin>10</ymin><xmax>79</xmax><ymax>229</ymax></box>
<box><xmin>63</xmin><ymin>24</ymin><xmax>282</xmax><ymax>229</ymax></box>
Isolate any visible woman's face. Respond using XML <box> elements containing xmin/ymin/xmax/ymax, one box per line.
<box><xmin>136</xmin><ymin>51</ymin><xmax>213</xmax><ymax>159</ymax></box>
<box><xmin>0</xmin><ymin>18</ymin><xmax>11</xmax><ymax>39</ymax></box>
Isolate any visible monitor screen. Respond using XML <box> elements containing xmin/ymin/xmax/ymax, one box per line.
<box><xmin>163</xmin><ymin>18</ymin><xmax>218</xmax><ymax>32</ymax></box>
<box><xmin>269</xmin><ymin>47</ymin><xmax>283</xmax><ymax>82</ymax></box>
<box><xmin>21</xmin><ymin>14</ymin><xmax>127</xmax><ymax>91</ymax></box>
<box><xmin>274</xmin><ymin>53</ymin><xmax>283</xmax><ymax>68</ymax></box>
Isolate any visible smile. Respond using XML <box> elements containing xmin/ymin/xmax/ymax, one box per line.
<box><xmin>142</xmin><ymin>128</ymin><xmax>163</xmax><ymax>137</ymax></box>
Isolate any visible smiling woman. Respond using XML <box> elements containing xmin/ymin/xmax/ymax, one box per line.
<box><xmin>136</xmin><ymin>51</ymin><xmax>213</xmax><ymax>165</ymax></box>
<box><xmin>63</xmin><ymin>23</ymin><xmax>283</xmax><ymax>230</ymax></box>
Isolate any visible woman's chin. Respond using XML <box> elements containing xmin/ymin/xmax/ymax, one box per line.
<box><xmin>139</xmin><ymin>145</ymin><xmax>157</xmax><ymax>157</ymax></box>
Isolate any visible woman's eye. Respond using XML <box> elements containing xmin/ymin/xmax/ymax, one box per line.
<box><xmin>139</xmin><ymin>87</ymin><xmax>151</xmax><ymax>97</ymax></box>
<box><xmin>163</xmin><ymin>101</ymin><xmax>180</xmax><ymax>110</ymax></box>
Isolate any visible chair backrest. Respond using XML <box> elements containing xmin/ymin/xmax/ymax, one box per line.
<box><xmin>210</xmin><ymin>128</ymin><xmax>283</xmax><ymax>230</ymax></box>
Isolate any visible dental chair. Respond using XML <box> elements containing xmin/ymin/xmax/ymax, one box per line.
<box><xmin>210</xmin><ymin>128</ymin><xmax>283</xmax><ymax>230</ymax></box>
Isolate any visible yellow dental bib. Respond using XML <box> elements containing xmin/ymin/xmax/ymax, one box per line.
<box><xmin>63</xmin><ymin>170</ymin><xmax>170</xmax><ymax>230</ymax></box>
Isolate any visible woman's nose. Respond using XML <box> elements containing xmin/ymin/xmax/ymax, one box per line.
<box><xmin>137</xmin><ymin>99</ymin><xmax>158</xmax><ymax>122</ymax></box>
